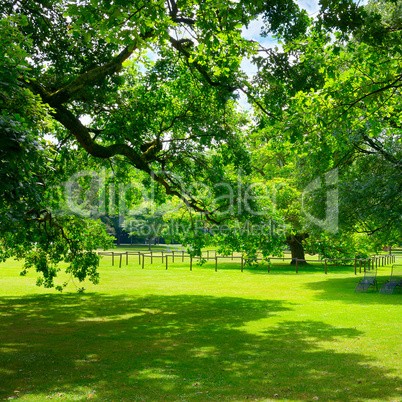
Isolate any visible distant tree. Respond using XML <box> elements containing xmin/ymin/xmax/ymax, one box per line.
<box><xmin>123</xmin><ymin>203</ymin><xmax>173</xmax><ymax>250</ymax></box>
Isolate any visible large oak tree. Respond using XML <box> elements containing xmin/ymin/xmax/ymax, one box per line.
<box><xmin>1</xmin><ymin>0</ymin><xmax>381</xmax><ymax>285</ymax></box>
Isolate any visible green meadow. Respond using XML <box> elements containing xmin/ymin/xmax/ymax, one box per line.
<box><xmin>0</xmin><ymin>248</ymin><xmax>401</xmax><ymax>401</ymax></box>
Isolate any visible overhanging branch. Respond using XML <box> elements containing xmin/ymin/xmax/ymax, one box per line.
<box><xmin>48</xmin><ymin>31</ymin><xmax>154</xmax><ymax>105</ymax></box>
<box><xmin>169</xmin><ymin>35</ymin><xmax>237</xmax><ymax>92</ymax></box>
<box><xmin>52</xmin><ymin>105</ymin><xmax>222</xmax><ymax>224</ymax></box>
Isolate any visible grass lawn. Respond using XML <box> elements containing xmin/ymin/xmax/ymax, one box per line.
<box><xmin>0</xmin><ymin>249</ymin><xmax>401</xmax><ymax>401</ymax></box>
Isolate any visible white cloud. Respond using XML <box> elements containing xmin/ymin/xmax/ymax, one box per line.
<box><xmin>80</xmin><ymin>115</ymin><xmax>92</xmax><ymax>126</ymax></box>
<box><xmin>241</xmin><ymin>57</ymin><xmax>258</xmax><ymax>79</ymax></box>
<box><xmin>236</xmin><ymin>91</ymin><xmax>251</xmax><ymax>112</ymax></box>
<box><xmin>144</xmin><ymin>49</ymin><xmax>159</xmax><ymax>63</ymax></box>
<box><xmin>296</xmin><ymin>0</ymin><xmax>320</xmax><ymax>15</ymax></box>
<box><xmin>242</xmin><ymin>16</ymin><xmax>265</xmax><ymax>40</ymax></box>
<box><xmin>241</xmin><ymin>16</ymin><xmax>279</xmax><ymax>79</ymax></box>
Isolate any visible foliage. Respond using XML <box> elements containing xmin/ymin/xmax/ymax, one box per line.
<box><xmin>288</xmin><ymin>1</ymin><xmax>402</xmax><ymax>244</ymax></box>
<box><xmin>1</xmin><ymin>0</ymin><xmax>396</xmax><ymax>286</ymax></box>
<box><xmin>248</xmin><ymin>0</ymin><xmax>402</xmax><ymax>259</ymax></box>
<box><xmin>0</xmin><ymin>15</ymin><xmax>113</xmax><ymax>289</ymax></box>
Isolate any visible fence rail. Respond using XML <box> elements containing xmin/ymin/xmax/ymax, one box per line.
<box><xmin>97</xmin><ymin>249</ymin><xmax>397</xmax><ymax>275</ymax></box>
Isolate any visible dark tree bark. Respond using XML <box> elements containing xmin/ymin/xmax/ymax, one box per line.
<box><xmin>286</xmin><ymin>233</ymin><xmax>309</xmax><ymax>265</ymax></box>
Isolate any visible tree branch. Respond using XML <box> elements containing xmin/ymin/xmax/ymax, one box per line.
<box><xmin>361</xmin><ymin>133</ymin><xmax>401</xmax><ymax>166</ymax></box>
<box><xmin>239</xmin><ymin>86</ymin><xmax>283</xmax><ymax>122</ymax></box>
<box><xmin>168</xmin><ymin>0</ymin><xmax>195</xmax><ymax>25</ymax></box>
<box><xmin>339</xmin><ymin>73</ymin><xmax>402</xmax><ymax>115</ymax></box>
<box><xmin>51</xmin><ymin>104</ymin><xmax>222</xmax><ymax>224</ymax></box>
<box><xmin>47</xmin><ymin>32</ymin><xmax>154</xmax><ymax>105</ymax></box>
<box><xmin>168</xmin><ymin>35</ymin><xmax>237</xmax><ymax>92</ymax></box>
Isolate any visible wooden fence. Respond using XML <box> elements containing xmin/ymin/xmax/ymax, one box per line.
<box><xmin>97</xmin><ymin>250</ymin><xmax>397</xmax><ymax>275</ymax></box>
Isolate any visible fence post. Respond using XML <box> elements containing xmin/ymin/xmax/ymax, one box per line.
<box><xmin>354</xmin><ymin>259</ymin><xmax>357</xmax><ymax>275</ymax></box>
<box><xmin>325</xmin><ymin>259</ymin><xmax>327</xmax><ymax>275</ymax></box>
<box><xmin>162</xmin><ymin>251</ymin><xmax>164</xmax><ymax>263</ymax></box>
<box><xmin>138</xmin><ymin>252</ymin><xmax>141</xmax><ymax>265</ymax></box>
<box><xmin>119</xmin><ymin>253</ymin><xmax>122</xmax><ymax>268</ymax></box>
<box><xmin>364</xmin><ymin>259</ymin><xmax>366</xmax><ymax>272</ymax></box>
<box><xmin>151</xmin><ymin>251</ymin><xmax>153</xmax><ymax>265</ymax></box>
<box><xmin>359</xmin><ymin>259</ymin><xmax>362</xmax><ymax>273</ymax></box>
<box><xmin>241</xmin><ymin>256</ymin><xmax>244</xmax><ymax>272</ymax></box>
<box><xmin>207</xmin><ymin>250</ymin><xmax>209</xmax><ymax>260</ymax></box>
<box><xmin>142</xmin><ymin>254</ymin><xmax>145</xmax><ymax>269</ymax></box>
<box><xmin>112</xmin><ymin>252</ymin><xmax>114</xmax><ymax>266</ymax></box>
<box><xmin>295</xmin><ymin>259</ymin><xmax>298</xmax><ymax>274</ymax></box>
<box><xmin>182</xmin><ymin>250</ymin><xmax>184</xmax><ymax>262</ymax></box>
<box><xmin>166</xmin><ymin>255</ymin><xmax>168</xmax><ymax>270</ymax></box>
<box><xmin>172</xmin><ymin>251</ymin><xmax>175</xmax><ymax>263</ymax></box>
<box><xmin>126</xmin><ymin>252</ymin><xmax>128</xmax><ymax>265</ymax></box>
<box><xmin>190</xmin><ymin>257</ymin><xmax>192</xmax><ymax>271</ymax></box>
<box><xmin>215</xmin><ymin>257</ymin><xmax>218</xmax><ymax>272</ymax></box>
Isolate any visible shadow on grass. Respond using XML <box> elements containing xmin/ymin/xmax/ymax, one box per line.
<box><xmin>0</xmin><ymin>293</ymin><xmax>401</xmax><ymax>401</ymax></box>
<box><xmin>305</xmin><ymin>275</ymin><xmax>402</xmax><ymax>305</ymax></box>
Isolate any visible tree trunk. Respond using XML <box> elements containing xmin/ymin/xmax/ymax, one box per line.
<box><xmin>148</xmin><ymin>237</ymin><xmax>152</xmax><ymax>251</ymax></box>
<box><xmin>286</xmin><ymin>233</ymin><xmax>309</xmax><ymax>265</ymax></box>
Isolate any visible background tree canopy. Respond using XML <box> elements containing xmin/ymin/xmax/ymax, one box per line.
<box><xmin>1</xmin><ymin>0</ymin><xmax>399</xmax><ymax>288</ymax></box>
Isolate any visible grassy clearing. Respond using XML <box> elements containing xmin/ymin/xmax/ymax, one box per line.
<box><xmin>0</xmin><ymin>250</ymin><xmax>401</xmax><ymax>401</ymax></box>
